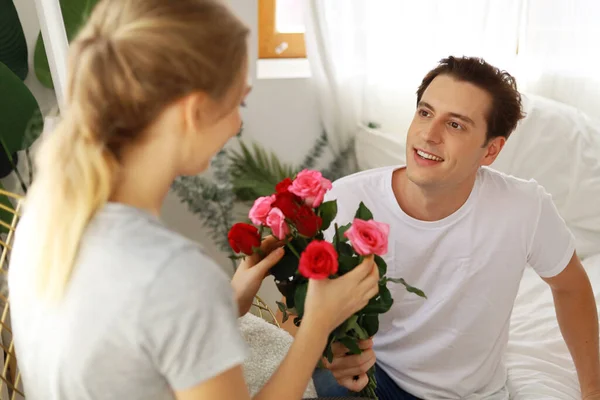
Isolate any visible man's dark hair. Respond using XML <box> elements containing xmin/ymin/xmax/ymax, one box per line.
<box><xmin>416</xmin><ymin>56</ymin><xmax>525</xmax><ymax>142</ymax></box>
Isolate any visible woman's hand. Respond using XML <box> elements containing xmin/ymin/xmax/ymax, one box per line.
<box><xmin>231</xmin><ymin>236</ymin><xmax>284</xmax><ymax>316</ymax></box>
<box><xmin>304</xmin><ymin>255</ymin><xmax>379</xmax><ymax>333</ymax></box>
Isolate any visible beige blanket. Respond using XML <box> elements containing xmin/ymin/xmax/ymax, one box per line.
<box><xmin>238</xmin><ymin>313</ymin><xmax>317</xmax><ymax>398</ymax></box>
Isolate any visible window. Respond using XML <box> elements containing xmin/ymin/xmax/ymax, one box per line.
<box><xmin>258</xmin><ymin>0</ymin><xmax>306</xmax><ymax>59</ymax></box>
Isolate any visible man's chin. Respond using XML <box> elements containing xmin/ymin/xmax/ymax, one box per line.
<box><xmin>405</xmin><ymin>168</ymin><xmax>441</xmax><ymax>188</ymax></box>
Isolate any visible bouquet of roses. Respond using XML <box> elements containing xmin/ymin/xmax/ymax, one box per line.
<box><xmin>228</xmin><ymin>169</ymin><xmax>425</xmax><ymax>399</ymax></box>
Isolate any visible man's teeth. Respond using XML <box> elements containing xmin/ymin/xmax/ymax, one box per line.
<box><xmin>416</xmin><ymin>150</ymin><xmax>443</xmax><ymax>161</ymax></box>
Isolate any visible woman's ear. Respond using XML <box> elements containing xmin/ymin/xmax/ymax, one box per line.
<box><xmin>180</xmin><ymin>91</ymin><xmax>209</xmax><ymax>136</ymax></box>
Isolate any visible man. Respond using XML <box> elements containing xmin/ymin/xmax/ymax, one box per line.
<box><xmin>300</xmin><ymin>56</ymin><xmax>600</xmax><ymax>399</ymax></box>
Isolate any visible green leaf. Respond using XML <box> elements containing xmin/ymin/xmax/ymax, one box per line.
<box><xmin>34</xmin><ymin>0</ymin><xmax>100</xmax><ymax>88</ymax></box>
<box><xmin>374</xmin><ymin>255</ymin><xmax>387</xmax><ymax>276</ymax></box>
<box><xmin>0</xmin><ymin>62</ymin><xmax>41</xmax><ymax>154</ymax></box>
<box><xmin>338</xmin><ymin>336</ymin><xmax>362</xmax><ymax>355</ymax></box>
<box><xmin>0</xmin><ymin>0</ymin><xmax>29</xmax><ymax>80</ymax></box>
<box><xmin>354</xmin><ymin>201</ymin><xmax>374</xmax><ymax>221</ymax></box>
<box><xmin>276</xmin><ymin>301</ymin><xmax>290</xmax><ymax>324</ymax></box>
<box><xmin>318</xmin><ymin>200</ymin><xmax>337</xmax><ymax>231</ymax></box>
<box><xmin>338</xmin><ymin>254</ymin><xmax>360</xmax><ymax>275</ymax></box>
<box><xmin>324</xmin><ymin>341</ymin><xmax>334</xmax><ymax>364</ymax></box>
<box><xmin>379</xmin><ymin>284</ymin><xmax>393</xmax><ymax>307</ymax></box>
<box><xmin>348</xmin><ymin>316</ymin><xmax>370</xmax><ymax>340</ymax></box>
<box><xmin>293</xmin><ymin>282</ymin><xmax>308</xmax><ymax>317</ymax></box>
<box><xmin>361</xmin><ymin>284</ymin><xmax>394</xmax><ymax>314</ymax></box>
<box><xmin>276</xmin><ymin>301</ymin><xmax>286</xmax><ymax>313</ymax></box>
<box><xmin>334</xmin><ymin>222</ymin><xmax>351</xmax><ymax>243</ymax></box>
<box><xmin>337</xmin><ymin>241</ymin><xmax>354</xmax><ymax>256</ymax></box>
<box><xmin>361</xmin><ymin>314</ymin><xmax>379</xmax><ymax>337</ymax></box>
<box><xmin>387</xmin><ymin>277</ymin><xmax>427</xmax><ymax>298</ymax></box>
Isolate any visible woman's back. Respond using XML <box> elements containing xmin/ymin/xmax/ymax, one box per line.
<box><xmin>8</xmin><ymin>203</ymin><xmax>246</xmax><ymax>399</ymax></box>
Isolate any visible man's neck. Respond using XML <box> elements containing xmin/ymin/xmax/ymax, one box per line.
<box><xmin>392</xmin><ymin>168</ymin><xmax>477</xmax><ymax>222</ymax></box>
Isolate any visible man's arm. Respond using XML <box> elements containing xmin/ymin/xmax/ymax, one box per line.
<box><xmin>542</xmin><ymin>251</ymin><xmax>600</xmax><ymax>398</ymax></box>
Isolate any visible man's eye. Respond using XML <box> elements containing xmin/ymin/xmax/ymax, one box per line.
<box><xmin>419</xmin><ymin>109</ymin><xmax>430</xmax><ymax>117</ymax></box>
<box><xmin>449</xmin><ymin>121</ymin><xmax>463</xmax><ymax>130</ymax></box>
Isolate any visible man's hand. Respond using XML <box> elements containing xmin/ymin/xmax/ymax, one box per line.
<box><xmin>542</xmin><ymin>251</ymin><xmax>600</xmax><ymax>398</ymax></box>
<box><xmin>583</xmin><ymin>388</ymin><xmax>600</xmax><ymax>400</ymax></box>
<box><xmin>231</xmin><ymin>236</ymin><xmax>284</xmax><ymax>316</ymax></box>
<box><xmin>322</xmin><ymin>338</ymin><xmax>377</xmax><ymax>392</ymax></box>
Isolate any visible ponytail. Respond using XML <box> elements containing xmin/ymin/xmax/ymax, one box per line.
<box><xmin>22</xmin><ymin>0</ymin><xmax>249</xmax><ymax>302</ymax></box>
<box><xmin>27</xmin><ymin>115</ymin><xmax>118</xmax><ymax>302</ymax></box>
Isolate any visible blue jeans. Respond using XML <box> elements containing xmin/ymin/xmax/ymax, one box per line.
<box><xmin>312</xmin><ymin>363</ymin><xmax>421</xmax><ymax>400</ymax></box>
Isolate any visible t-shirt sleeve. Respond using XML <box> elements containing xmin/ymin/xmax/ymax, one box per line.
<box><xmin>527</xmin><ymin>185</ymin><xmax>577</xmax><ymax>278</ymax></box>
<box><xmin>139</xmin><ymin>245</ymin><xmax>248</xmax><ymax>390</ymax></box>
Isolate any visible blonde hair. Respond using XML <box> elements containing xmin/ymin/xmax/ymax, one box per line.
<box><xmin>26</xmin><ymin>0</ymin><xmax>249</xmax><ymax>302</ymax></box>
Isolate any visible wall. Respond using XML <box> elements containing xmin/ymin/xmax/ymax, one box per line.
<box><xmin>161</xmin><ymin>0</ymin><xmax>322</xmax><ymax>311</ymax></box>
<box><xmin>13</xmin><ymin>0</ymin><xmax>322</xmax><ymax>312</ymax></box>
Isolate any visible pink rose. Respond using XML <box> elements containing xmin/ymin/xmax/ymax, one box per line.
<box><xmin>288</xmin><ymin>169</ymin><xmax>332</xmax><ymax>208</ymax></box>
<box><xmin>344</xmin><ymin>218</ymin><xmax>390</xmax><ymax>256</ymax></box>
<box><xmin>266</xmin><ymin>207</ymin><xmax>290</xmax><ymax>240</ymax></box>
<box><xmin>249</xmin><ymin>195</ymin><xmax>275</xmax><ymax>225</ymax></box>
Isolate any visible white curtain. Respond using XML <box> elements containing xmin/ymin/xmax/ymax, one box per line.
<box><xmin>304</xmin><ymin>0</ymin><xmax>600</xmax><ymax>149</ymax></box>
<box><xmin>516</xmin><ymin>0</ymin><xmax>600</xmax><ymax>118</ymax></box>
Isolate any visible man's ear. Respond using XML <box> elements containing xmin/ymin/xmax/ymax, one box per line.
<box><xmin>480</xmin><ymin>136</ymin><xmax>506</xmax><ymax>166</ymax></box>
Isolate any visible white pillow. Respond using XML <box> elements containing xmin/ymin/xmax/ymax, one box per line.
<box><xmin>490</xmin><ymin>93</ymin><xmax>600</xmax><ymax>259</ymax></box>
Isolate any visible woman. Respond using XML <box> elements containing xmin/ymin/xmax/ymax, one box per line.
<box><xmin>7</xmin><ymin>0</ymin><xmax>379</xmax><ymax>399</ymax></box>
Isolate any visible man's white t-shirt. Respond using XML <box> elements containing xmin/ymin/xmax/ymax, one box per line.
<box><xmin>324</xmin><ymin>166</ymin><xmax>576</xmax><ymax>400</ymax></box>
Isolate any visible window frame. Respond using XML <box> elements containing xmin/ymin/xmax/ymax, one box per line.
<box><xmin>258</xmin><ymin>0</ymin><xmax>306</xmax><ymax>59</ymax></box>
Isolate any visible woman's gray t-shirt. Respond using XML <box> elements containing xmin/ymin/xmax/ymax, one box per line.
<box><xmin>8</xmin><ymin>203</ymin><xmax>247</xmax><ymax>399</ymax></box>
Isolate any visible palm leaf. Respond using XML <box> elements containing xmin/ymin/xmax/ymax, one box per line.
<box><xmin>228</xmin><ymin>140</ymin><xmax>298</xmax><ymax>200</ymax></box>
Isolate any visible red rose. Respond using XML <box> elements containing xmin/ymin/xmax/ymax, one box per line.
<box><xmin>273</xmin><ymin>192</ymin><xmax>322</xmax><ymax>237</ymax></box>
<box><xmin>299</xmin><ymin>240</ymin><xmax>339</xmax><ymax>279</ymax></box>
<box><xmin>272</xmin><ymin>191</ymin><xmax>302</xmax><ymax>219</ymax></box>
<box><xmin>276</xmin><ymin>178</ymin><xmax>294</xmax><ymax>194</ymax></box>
<box><xmin>228</xmin><ymin>223</ymin><xmax>261</xmax><ymax>255</ymax></box>
<box><xmin>295</xmin><ymin>205</ymin><xmax>322</xmax><ymax>237</ymax></box>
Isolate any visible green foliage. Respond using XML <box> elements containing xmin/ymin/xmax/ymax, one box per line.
<box><xmin>228</xmin><ymin>140</ymin><xmax>298</xmax><ymax>201</ymax></box>
<box><xmin>299</xmin><ymin>130</ymin><xmax>328</xmax><ymax>171</ymax></box>
<box><xmin>338</xmin><ymin>335</ymin><xmax>361</xmax><ymax>355</ymax></box>
<box><xmin>355</xmin><ymin>201</ymin><xmax>374</xmax><ymax>221</ymax></box>
<box><xmin>333</xmin><ymin>222</ymin><xmax>351</xmax><ymax>244</ymax></box>
<box><xmin>321</xmin><ymin>135</ymin><xmax>357</xmax><ymax>182</ymax></box>
<box><xmin>172</xmin><ymin>132</ymin><xmax>358</xmax><ymax>271</ymax></box>
<box><xmin>338</xmin><ymin>254</ymin><xmax>359</xmax><ymax>275</ymax></box>
<box><xmin>374</xmin><ymin>254</ymin><xmax>387</xmax><ymax>276</ymax></box>
<box><xmin>360</xmin><ymin>314</ymin><xmax>379</xmax><ymax>338</ymax></box>
<box><xmin>276</xmin><ymin>301</ymin><xmax>289</xmax><ymax>323</ymax></box>
<box><xmin>386</xmin><ymin>277</ymin><xmax>428</xmax><ymax>298</ymax></box>
<box><xmin>0</xmin><ymin>0</ymin><xmax>29</xmax><ymax>80</ymax></box>
<box><xmin>318</xmin><ymin>200</ymin><xmax>337</xmax><ymax>231</ymax></box>
<box><xmin>0</xmin><ymin>63</ymin><xmax>41</xmax><ymax>155</ymax></box>
<box><xmin>293</xmin><ymin>282</ymin><xmax>308</xmax><ymax>317</ymax></box>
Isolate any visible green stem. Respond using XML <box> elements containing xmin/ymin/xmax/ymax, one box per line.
<box><xmin>287</xmin><ymin>241</ymin><xmax>301</xmax><ymax>259</ymax></box>
<box><xmin>334</xmin><ymin>222</ymin><xmax>340</xmax><ymax>253</ymax></box>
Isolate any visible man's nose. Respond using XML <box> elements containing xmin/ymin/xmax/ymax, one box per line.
<box><xmin>420</xmin><ymin>119</ymin><xmax>444</xmax><ymax>144</ymax></box>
